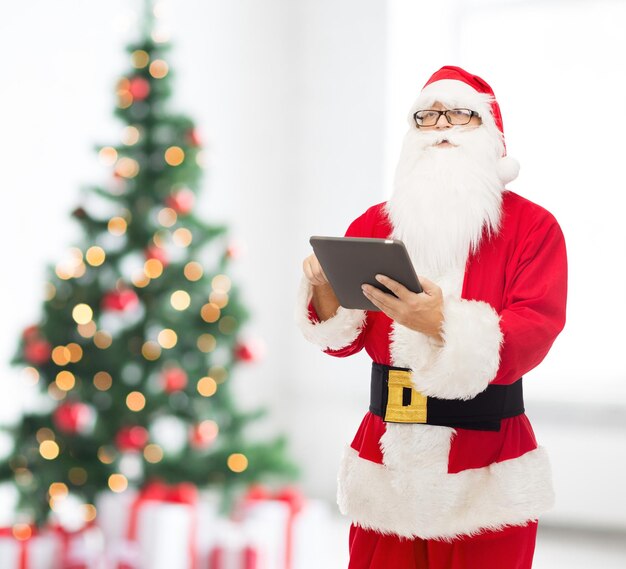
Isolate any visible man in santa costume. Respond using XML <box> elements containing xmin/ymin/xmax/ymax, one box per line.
<box><xmin>296</xmin><ymin>66</ymin><xmax>567</xmax><ymax>568</ymax></box>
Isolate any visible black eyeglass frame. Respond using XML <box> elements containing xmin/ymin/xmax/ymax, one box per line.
<box><xmin>413</xmin><ymin>108</ymin><xmax>480</xmax><ymax>128</ymax></box>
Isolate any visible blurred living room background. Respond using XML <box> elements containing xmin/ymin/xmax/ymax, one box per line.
<box><xmin>1</xmin><ymin>0</ymin><xmax>625</xmax><ymax>567</ymax></box>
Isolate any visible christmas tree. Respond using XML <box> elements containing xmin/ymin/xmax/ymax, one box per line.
<box><xmin>0</xmin><ymin>2</ymin><xmax>295</xmax><ymax>527</ymax></box>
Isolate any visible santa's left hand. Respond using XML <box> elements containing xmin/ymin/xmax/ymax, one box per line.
<box><xmin>362</xmin><ymin>274</ymin><xmax>444</xmax><ymax>342</ymax></box>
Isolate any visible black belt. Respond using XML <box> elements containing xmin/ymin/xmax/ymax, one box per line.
<box><xmin>369</xmin><ymin>363</ymin><xmax>524</xmax><ymax>431</ymax></box>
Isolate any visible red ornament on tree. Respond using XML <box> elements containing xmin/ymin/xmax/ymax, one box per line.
<box><xmin>162</xmin><ymin>367</ymin><xmax>188</xmax><ymax>393</ymax></box>
<box><xmin>22</xmin><ymin>325</ymin><xmax>41</xmax><ymax>342</ymax></box>
<box><xmin>128</xmin><ymin>77</ymin><xmax>151</xmax><ymax>101</ymax></box>
<box><xmin>53</xmin><ymin>402</ymin><xmax>94</xmax><ymax>435</ymax></box>
<box><xmin>115</xmin><ymin>425</ymin><xmax>149</xmax><ymax>452</ymax></box>
<box><xmin>189</xmin><ymin>420</ymin><xmax>218</xmax><ymax>449</ymax></box>
<box><xmin>186</xmin><ymin>128</ymin><xmax>201</xmax><ymax>147</ymax></box>
<box><xmin>164</xmin><ymin>188</ymin><xmax>195</xmax><ymax>215</ymax></box>
<box><xmin>145</xmin><ymin>245</ymin><xmax>169</xmax><ymax>267</ymax></box>
<box><xmin>235</xmin><ymin>339</ymin><xmax>265</xmax><ymax>363</ymax></box>
<box><xmin>24</xmin><ymin>339</ymin><xmax>52</xmax><ymax>365</ymax></box>
<box><xmin>102</xmin><ymin>289</ymin><xmax>139</xmax><ymax>312</ymax></box>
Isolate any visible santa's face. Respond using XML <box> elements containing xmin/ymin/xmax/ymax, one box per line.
<box><xmin>385</xmin><ymin>101</ymin><xmax>504</xmax><ymax>278</ymax></box>
<box><xmin>415</xmin><ymin>101</ymin><xmax>483</xmax><ymax>149</ymax></box>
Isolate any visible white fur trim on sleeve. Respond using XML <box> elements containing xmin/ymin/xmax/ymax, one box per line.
<box><xmin>412</xmin><ymin>297</ymin><xmax>502</xmax><ymax>400</ymax></box>
<box><xmin>391</xmin><ymin>296</ymin><xmax>502</xmax><ymax>399</ymax></box>
<box><xmin>294</xmin><ymin>276</ymin><xmax>367</xmax><ymax>351</ymax></box>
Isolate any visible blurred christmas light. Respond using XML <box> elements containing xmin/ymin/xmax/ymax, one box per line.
<box><xmin>143</xmin><ymin>443</ymin><xmax>164</xmax><ymax>464</ymax></box>
<box><xmin>131</xmin><ymin>49</ymin><xmax>150</xmax><ymax>69</ymax></box>
<box><xmin>108</xmin><ymin>473</ymin><xmax>128</xmax><ymax>493</ymax></box>
<box><xmin>77</xmin><ymin>320</ymin><xmax>97</xmax><ymax>338</ymax></box>
<box><xmin>44</xmin><ymin>282</ymin><xmax>57</xmax><ymax>300</ymax></box>
<box><xmin>118</xmin><ymin>91</ymin><xmax>133</xmax><ymax>109</ymax></box>
<box><xmin>151</xmin><ymin>29</ymin><xmax>171</xmax><ymax>43</ymax></box>
<box><xmin>184</xmin><ymin>261</ymin><xmax>203</xmax><ymax>281</ymax></box>
<box><xmin>170</xmin><ymin>290</ymin><xmax>191</xmax><ymax>310</ymax></box>
<box><xmin>212</xmin><ymin>275</ymin><xmax>232</xmax><ymax>293</ymax></box>
<box><xmin>47</xmin><ymin>383</ymin><xmax>66</xmax><ymax>401</ymax></box>
<box><xmin>115</xmin><ymin>157</ymin><xmax>140</xmax><ymax>178</ymax></box>
<box><xmin>86</xmin><ymin>246</ymin><xmax>106</xmax><ymax>266</ymax></box>
<box><xmin>69</xmin><ymin>467</ymin><xmax>88</xmax><ymax>485</ymax></box>
<box><xmin>126</xmin><ymin>391</ymin><xmax>146</xmax><ymax>412</ymax></box>
<box><xmin>157</xmin><ymin>328</ymin><xmax>178</xmax><ymax>348</ymax></box>
<box><xmin>162</xmin><ymin>367</ymin><xmax>187</xmax><ymax>392</ymax></box>
<box><xmin>165</xmin><ymin>188</ymin><xmax>195</xmax><ymax>214</ymax></box>
<box><xmin>149</xmin><ymin>59</ymin><xmax>169</xmax><ymax>79</ymax></box>
<box><xmin>99</xmin><ymin>146</ymin><xmax>118</xmax><ymax>166</ymax></box>
<box><xmin>172</xmin><ymin>227</ymin><xmax>192</xmax><ymax>247</ymax></box>
<box><xmin>131</xmin><ymin>270</ymin><xmax>151</xmax><ymax>288</ymax></box>
<box><xmin>209</xmin><ymin>291</ymin><xmax>229</xmax><ymax>308</ymax></box>
<box><xmin>94</xmin><ymin>371</ymin><xmax>113</xmax><ymax>391</ymax></box>
<box><xmin>197</xmin><ymin>334</ymin><xmax>217</xmax><ymax>353</ymax></box>
<box><xmin>83</xmin><ymin>504</ymin><xmax>97</xmax><ymax>522</ymax></box>
<box><xmin>40</xmin><ymin>440</ymin><xmax>60</xmax><ymax>460</ymax></box>
<box><xmin>157</xmin><ymin>207</ymin><xmax>177</xmax><ymax>227</ymax></box>
<box><xmin>36</xmin><ymin>428</ymin><xmax>55</xmax><ymax>443</ymax></box>
<box><xmin>227</xmin><ymin>453</ymin><xmax>248</xmax><ymax>473</ymax></box>
<box><xmin>73</xmin><ymin>262</ymin><xmax>87</xmax><ymax>278</ymax></box>
<box><xmin>196</xmin><ymin>376</ymin><xmax>217</xmax><ymax>397</ymax></box>
<box><xmin>218</xmin><ymin>316</ymin><xmax>237</xmax><ymax>335</ymax></box>
<box><xmin>190</xmin><ymin>420</ymin><xmax>219</xmax><ymax>449</ymax></box>
<box><xmin>48</xmin><ymin>482</ymin><xmax>69</xmax><ymax>500</ymax></box>
<box><xmin>164</xmin><ymin>146</ymin><xmax>185</xmax><ymax>166</ymax></box>
<box><xmin>52</xmin><ymin>345</ymin><xmax>72</xmax><ymax>366</ymax></box>
<box><xmin>55</xmin><ymin>371</ymin><xmax>76</xmax><ymax>392</ymax></box>
<box><xmin>15</xmin><ymin>469</ymin><xmax>33</xmax><ymax>487</ymax></box>
<box><xmin>97</xmin><ymin>446</ymin><xmax>116</xmax><ymax>465</ymax></box>
<box><xmin>144</xmin><ymin>258</ymin><xmax>163</xmax><ymax>278</ymax></box>
<box><xmin>22</xmin><ymin>367</ymin><xmax>40</xmax><ymax>385</ymax></box>
<box><xmin>108</xmin><ymin>216</ymin><xmax>128</xmax><ymax>236</ymax></box>
<box><xmin>66</xmin><ymin>342</ymin><xmax>83</xmax><ymax>362</ymax></box>
<box><xmin>122</xmin><ymin>125</ymin><xmax>141</xmax><ymax>145</ymax></box>
<box><xmin>200</xmin><ymin>303</ymin><xmax>220</xmax><ymax>323</ymax></box>
<box><xmin>93</xmin><ymin>331</ymin><xmax>113</xmax><ymax>349</ymax></box>
<box><xmin>196</xmin><ymin>150</ymin><xmax>207</xmax><ymax>168</ymax></box>
<box><xmin>12</xmin><ymin>524</ymin><xmax>32</xmax><ymax>541</ymax></box>
<box><xmin>141</xmin><ymin>341</ymin><xmax>161</xmax><ymax>361</ymax></box>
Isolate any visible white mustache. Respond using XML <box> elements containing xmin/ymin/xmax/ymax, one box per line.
<box><xmin>414</xmin><ymin>126</ymin><xmax>479</xmax><ymax>149</ymax></box>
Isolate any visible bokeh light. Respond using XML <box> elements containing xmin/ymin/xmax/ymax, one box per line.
<box><xmin>197</xmin><ymin>376</ymin><xmax>217</xmax><ymax>397</ymax></box>
<box><xmin>69</xmin><ymin>467</ymin><xmax>88</xmax><ymax>485</ymax></box>
<box><xmin>157</xmin><ymin>207</ymin><xmax>177</xmax><ymax>227</ymax></box>
<box><xmin>108</xmin><ymin>473</ymin><xmax>128</xmax><ymax>493</ymax></box>
<box><xmin>200</xmin><ymin>303</ymin><xmax>220</xmax><ymax>323</ymax></box>
<box><xmin>157</xmin><ymin>328</ymin><xmax>178</xmax><ymax>349</ymax></box>
<box><xmin>108</xmin><ymin>217</ymin><xmax>128</xmax><ymax>236</ymax></box>
<box><xmin>86</xmin><ymin>246</ymin><xmax>106</xmax><ymax>266</ymax></box>
<box><xmin>212</xmin><ymin>274</ymin><xmax>232</xmax><ymax>293</ymax></box>
<box><xmin>184</xmin><ymin>261</ymin><xmax>203</xmax><ymax>281</ymax></box>
<box><xmin>126</xmin><ymin>391</ymin><xmax>146</xmax><ymax>412</ymax></box>
<box><xmin>164</xmin><ymin>146</ymin><xmax>185</xmax><ymax>166</ymax></box>
<box><xmin>170</xmin><ymin>290</ymin><xmax>191</xmax><ymax>310</ymax></box>
<box><xmin>227</xmin><ymin>453</ymin><xmax>248</xmax><ymax>473</ymax></box>
<box><xmin>94</xmin><ymin>371</ymin><xmax>113</xmax><ymax>391</ymax></box>
<box><xmin>141</xmin><ymin>341</ymin><xmax>161</xmax><ymax>361</ymax></box>
<box><xmin>77</xmin><ymin>321</ymin><xmax>97</xmax><ymax>338</ymax></box>
<box><xmin>144</xmin><ymin>259</ymin><xmax>163</xmax><ymax>279</ymax></box>
<box><xmin>93</xmin><ymin>331</ymin><xmax>113</xmax><ymax>349</ymax></box>
<box><xmin>66</xmin><ymin>343</ymin><xmax>83</xmax><ymax>362</ymax></box>
<box><xmin>149</xmin><ymin>59</ymin><xmax>169</xmax><ymax>79</ymax></box>
<box><xmin>122</xmin><ymin>125</ymin><xmax>141</xmax><ymax>145</ymax></box>
<box><xmin>55</xmin><ymin>371</ymin><xmax>76</xmax><ymax>391</ymax></box>
<box><xmin>51</xmin><ymin>345</ymin><xmax>72</xmax><ymax>366</ymax></box>
<box><xmin>115</xmin><ymin>157</ymin><xmax>140</xmax><ymax>178</ymax></box>
<box><xmin>143</xmin><ymin>444</ymin><xmax>164</xmax><ymax>464</ymax></box>
<box><xmin>40</xmin><ymin>440</ymin><xmax>60</xmax><ymax>460</ymax></box>
<box><xmin>99</xmin><ymin>147</ymin><xmax>118</xmax><ymax>166</ymax></box>
<box><xmin>131</xmin><ymin>50</ymin><xmax>150</xmax><ymax>68</ymax></box>
<box><xmin>197</xmin><ymin>333</ymin><xmax>217</xmax><ymax>353</ymax></box>
<box><xmin>173</xmin><ymin>228</ymin><xmax>192</xmax><ymax>247</ymax></box>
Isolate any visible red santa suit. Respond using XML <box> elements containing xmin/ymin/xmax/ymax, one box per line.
<box><xmin>296</xmin><ymin>67</ymin><xmax>567</xmax><ymax>569</ymax></box>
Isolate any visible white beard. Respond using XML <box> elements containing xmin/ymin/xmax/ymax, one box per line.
<box><xmin>385</xmin><ymin>126</ymin><xmax>504</xmax><ymax>278</ymax></box>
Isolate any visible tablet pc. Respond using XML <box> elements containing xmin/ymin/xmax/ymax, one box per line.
<box><xmin>309</xmin><ymin>236</ymin><xmax>423</xmax><ymax>311</ymax></box>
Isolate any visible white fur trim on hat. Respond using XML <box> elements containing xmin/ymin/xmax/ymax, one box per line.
<box><xmin>390</xmin><ymin>297</ymin><xmax>502</xmax><ymax>400</ymax></box>
<box><xmin>337</xmin><ymin>434</ymin><xmax>554</xmax><ymax>540</ymax></box>
<box><xmin>295</xmin><ymin>276</ymin><xmax>367</xmax><ymax>351</ymax></box>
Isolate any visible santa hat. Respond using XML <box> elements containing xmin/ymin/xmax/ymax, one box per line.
<box><xmin>410</xmin><ymin>65</ymin><xmax>520</xmax><ymax>185</ymax></box>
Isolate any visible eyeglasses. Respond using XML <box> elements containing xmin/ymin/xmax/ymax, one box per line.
<box><xmin>413</xmin><ymin>108</ymin><xmax>479</xmax><ymax>128</ymax></box>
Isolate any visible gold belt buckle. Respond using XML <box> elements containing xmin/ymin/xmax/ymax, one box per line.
<box><xmin>384</xmin><ymin>369</ymin><xmax>428</xmax><ymax>423</ymax></box>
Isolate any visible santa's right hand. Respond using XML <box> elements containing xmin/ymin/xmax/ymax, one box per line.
<box><xmin>302</xmin><ymin>253</ymin><xmax>329</xmax><ymax>286</ymax></box>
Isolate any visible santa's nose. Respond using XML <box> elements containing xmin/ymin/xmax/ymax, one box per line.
<box><xmin>435</xmin><ymin>113</ymin><xmax>452</xmax><ymax>129</ymax></box>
